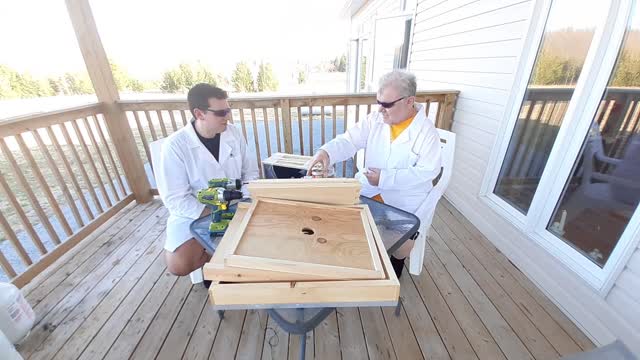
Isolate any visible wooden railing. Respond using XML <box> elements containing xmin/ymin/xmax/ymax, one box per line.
<box><xmin>501</xmin><ymin>86</ymin><xmax>640</xmax><ymax>181</ymax></box>
<box><xmin>119</xmin><ymin>91</ymin><xmax>458</xmax><ymax>182</ymax></box>
<box><xmin>0</xmin><ymin>91</ymin><xmax>457</xmax><ymax>286</ymax></box>
<box><xmin>0</xmin><ymin>103</ymin><xmax>136</xmax><ymax>286</ymax></box>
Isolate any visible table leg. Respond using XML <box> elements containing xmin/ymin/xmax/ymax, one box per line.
<box><xmin>297</xmin><ymin>308</ymin><xmax>306</xmax><ymax>360</ymax></box>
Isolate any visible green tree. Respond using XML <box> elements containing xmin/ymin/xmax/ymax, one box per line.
<box><xmin>0</xmin><ymin>65</ymin><xmax>19</xmax><ymax>98</ymax></box>
<box><xmin>63</xmin><ymin>72</ymin><xmax>94</xmax><ymax>95</ymax></box>
<box><xmin>297</xmin><ymin>69</ymin><xmax>306</xmax><ymax>84</ymax></box>
<box><xmin>0</xmin><ymin>65</ymin><xmax>54</xmax><ymax>98</ymax></box>
<box><xmin>160</xmin><ymin>63</ymin><xmax>219</xmax><ymax>93</ymax></box>
<box><xmin>611</xmin><ymin>51</ymin><xmax>640</xmax><ymax>87</ymax></box>
<box><xmin>231</xmin><ymin>62</ymin><xmax>255</xmax><ymax>92</ymax></box>
<box><xmin>256</xmin><ymin>63</ymin><xmax>278</xmax><ymax>92</ymax></box>
<box><xmin>110</xmin><ymin>61</ymin><xmax>145</xmax><ymax>92</ymax></box>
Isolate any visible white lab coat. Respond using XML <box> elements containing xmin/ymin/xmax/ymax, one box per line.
<box><xmin>156</xmin><ymin>122</ymin><xmax>259</xmax><ymax>252</ymax></box>
<box><xmin>320</xmin><ymin>103</ymin><xmax>441</xmax><ymax>274</ymax></box>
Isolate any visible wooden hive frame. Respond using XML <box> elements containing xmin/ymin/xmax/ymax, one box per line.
<box><xmin>204</xmin><ymin>202</ymin><xmax>400</xmax><ymax>307</ymax></box>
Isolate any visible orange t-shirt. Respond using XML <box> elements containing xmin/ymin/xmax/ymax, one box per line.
<box><xmin>390</xmin><ymin>114</ymin><xmax>415</xmax><ymax>142</ymax></box>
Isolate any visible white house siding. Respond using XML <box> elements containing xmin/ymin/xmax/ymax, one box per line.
<box><xmin>408</xmin><ymin>0</ymin><xmax>640</xmax><ymax>354</ymax></box>
<box><xmin>351</xmin><ymin>0</ymin><xmax>400</xmax><ymax>38</ymax></box>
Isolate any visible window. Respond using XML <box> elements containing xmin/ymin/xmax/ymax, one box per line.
<box><xmin>494</xmin><ymin>0</ymin><xmax>607</xmax><ymax>214</ymax></box>
<box><xmin>485</xmin><ymin>0</ymin><xmax>640</xmax><ymax>292</ymax></box>
<box><xmin>370</xmin><ymin>13</ymin><xmax>414</xmax><ymax>89</ymax></box>
<box><xmin>547</xmin><ymin>5</ymin><xmax>640</xmax><ymax>268</ymax></box>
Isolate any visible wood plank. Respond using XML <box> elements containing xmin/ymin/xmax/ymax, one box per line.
<box><xmin>168</xmin><ymin>110</ymin><xmax>178</xmax><ymax>131</ymax></box>
<box><xmin>128</xmin><ymin>277</ymin><xmax>194</xmax><ymax>360</ymax></box>
<box><xmin>132</xmin><ymin>110</ymin><xmax>152</xmax><ymax>167</ymax></box>
<box><xmin>308</xmin><ymin>105</ymin><xmax>314</xmax><ymax>155</ymax></box>
<box><xmin>180</xmin><ymin>110</ymin><xmax>188</xmax><ymax>126</ymax></box>
<box><xmin>428</xmin><ymin>229</ymin><xmax>538</xmax><ymax>360</ymax></box>
<box><xmin>435</xmin><ymin>206</ymin><xmax>582</xmax><ymax>356</ymax></box>
<box><xmin>43</xmin><ymin>239</ymin><xmax>166</xmax><ymax>360</ymax></box>
<box><xmin>332</xmin><ymin>105</ymin><xmax>337</xmax><ymax>140</ymax></box>
<box><xmin>343</xmin><ymin>105</ymin><xmax>348</xmax><ymax>175</ymax></box>
<box><xmin>99</xmin><ymin>266</ymin><xmax>181</xmax><ymax>360</ymax></box>
<box><xmin>144</xmin><ymin>110</ymin><xmax>158</xmax><ymax>141</ymax></box>
<box><xmin>209</xmin><ymin>310</ymin><xmax>246</xmax><ymax>360</ymax></box>
<box><xmin>274</xmin><ymin>107</ymin><xmax>282</xmax><ymax>153</ymax></box>
<box><xmin>236</xmin><ymin>309</ymin><xmax>268</xmax><ymax>360</ymax></box>
<box><xmin>397</xmin><ymin>270</ymin><xmax>450</xmax><ymax>360</ymax></box>
<box><xmin>47</xmin><ymin>126</ymin><xmax>94</xmax><ymax>221</ymax></box>
<box><xmin>238</xmin><ymin>109</ymin><xmax>249</xmax><ymax>142</ymax></box>
<box><xmin>19</xmin><ymin>206</ymin><xmax>168</xmax><ymax>359</ymax></box>
<box><xmin>22</xmin><ymin>200</ymin><xmax>150</xmax><ymax>303</ymax></box>
<box><xmin>92</xmin><ymin>115</ymin><xmax>127</xmax><ymax>197</ymax></box>
<box><xmin>297</xmin><ymin>107</ymin><xmax>303</xmax><ymax>155</ymax></box>
<box><xmin>157</xmin><ymin>285</ymin><xmax>210</xmax><ymax>360</ymax></box>
<box><xmin>336</xmin><ymin>308</ymin><xmax>368</xmax><ymax>360</ymax></box>
<box><xmin>262</xmin><ymin>108</ymin><xmax>272</xmax><ymax>157</ymax></box>
<box><xmin>288</xmin><ymin>331</ymin><xmax>314</xmax><ymax>360</ymax></box>
<box><xmin>225</xmin><ymin>200</ymin><xmax>381</xmax><ymax>279</ymax></box>
<box><xmin>410</xmin><ymin>263</ymin><xmax>478</xmax><ymax>359</ymax></box>
<box><xmin>0</xmin><ymin>103</ymin><xmax>104</xmax><ymax>138</ymax></box>
<box><xmin>360</xmin><ymin>307</ymin><xmax>397</xmax><ymax>360</ymax></box>
<box><xmin>314</xmin><ymin>310</ymin><xmax>340</xmax><ymax>360</ymax></box>
<box><xmin>247</xmin><ymin>178</ymin><xmax>361</xmax><ymax>205</ymax></box>
<box><xmin>321</xmin><ymin>106</ymin><xmax>326</xmax><ymax>145</ymax></box>
<box><xmin>156</xmin><ymin>110</ymin><xmax>168</xmax><ymax>137</ymax></box>
<box><xmin>33</xmin><ymin>129</ymin><xmax>85</xmax><ymax>228</ymax></box>
<box><xmin>250</xmin><ymin>108</ymin><xmax>263</xmax><ymax>178</ymax></box>
<box><xmin>59</xmin><ymin>122</ymin><xmax>104</xmax><ymax>214</ymax></box>
<box><xmin>423</xmin><ymin>245</ymin><xmax>507</xmax><ymax>360</ymax></box>
<box><xmin>70</xmin><ymin>118</ymin><xmax>113</xmax><ymax>208</ymax></box>
<box><xmin>261</xmin><ymin>314</ymin><xmax>289</xmax><ymax>360</ymax></box>
<box><xmin>280</xmin><ymin>99</ymin><xmax>293</xmax><ymax>154</ymax></box>
<box><xmin>1</xmin><ymin>137</ymin><xmax>61</xmax><ymax>245</ymax></box>
<box><xmin>0</xmin><ymin>247</ymin><xmax>17</xmax><ymax>278</ymax></box>
<box><xmin>0</xmin><ymin>202</ymin><xmax>33</xmax><ymax>265</ymax></box>
<box><xmin>181</xmin><ymin>301</ymin><xmax>222</xmax><ymax>360</ymax></box>
<box><xmin>81</xmin><ymin>116</ymin><xmax>120</xmax><ymax>202</ymax></box>
<box><xmin>381</xmin><ymin>301</ymin><xmax>425</xmax><ymax>360</ymax></box>
<box><xmin>63</xmin><ymin>250</ymin><xmax>168</xmax><ymax>360</ymax></box>
<box><xmin>17</xmin><ymin>133</ymin><xmax>73</xmax><ymax>238</ymax></box>
<box><xmin>439</xmin><ymin>201</ymin><xmax>595</xmax><ymax>351</ymax></box>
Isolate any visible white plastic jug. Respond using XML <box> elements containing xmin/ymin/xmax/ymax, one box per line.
<box><xmin>0</xmin><ymin>328</ymin><xmax>23</xmax><ymax>360</ymax></box>
<box><xmin>0</xmin><ymin>283</ymin><xmax>35</xmax><ymax>344</ymax></box>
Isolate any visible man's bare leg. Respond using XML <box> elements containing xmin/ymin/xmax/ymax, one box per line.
<box><xmin>164</xmin><ymin>238</ymin><xmax>212</xmax><ymax>276</ymax></box>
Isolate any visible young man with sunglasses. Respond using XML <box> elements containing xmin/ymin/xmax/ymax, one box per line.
<box><xmin>308</xmin><ymin>70</ymin><xmax>442</xmax><ymax>277</ymax></box>
<box><xmin>156</xmin><ymin>83</ymin><xmax>259</xmax><ymax>277</ymax></box>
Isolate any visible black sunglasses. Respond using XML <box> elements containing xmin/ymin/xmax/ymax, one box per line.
<box><xmin>377</xmin><ymin>97</ymin><xmax>406</xmax><ymax>109</ymax></box>
<box><xmin>205</xmin><ymin>108</ymin><xmax>232</xmax><ymax>117</ymax></box>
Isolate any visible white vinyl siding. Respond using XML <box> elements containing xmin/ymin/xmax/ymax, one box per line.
<box><xmin>409</xmin><ymin>0</ymin><xmax>640</xmax><ymax>353</ymax></box>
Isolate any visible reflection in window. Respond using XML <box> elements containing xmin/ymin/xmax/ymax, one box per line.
<box><xmin>548</xmin><ymin>4</ymin><xmax>640</xmax><ymax>267</ymax></box>
<box><xmin>494</xmin><ymin>0</ymin><xmax>608</xmax><ymax>213</ymax></box>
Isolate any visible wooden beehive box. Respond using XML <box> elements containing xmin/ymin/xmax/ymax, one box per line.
<box><xmin>247</xmin><ymin>178</ymin><xmax>361</xmax><ymax>205</ymax></box>
<box><xmin>204</xmin><ymin>201</ymin><xmax>399</xmax><ymax>307</ymax></box>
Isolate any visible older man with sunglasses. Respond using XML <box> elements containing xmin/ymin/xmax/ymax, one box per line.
<box><xmin>308</xmin><ymin>70</ymin><xmax>441</xmax><ymax>277</ymax></box>
<box><xmin>156</xmin><ymin>83</ymin><xmax>259</xmax><ymax>277</ymax></box>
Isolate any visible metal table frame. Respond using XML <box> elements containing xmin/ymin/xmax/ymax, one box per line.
<box><xmin>190</xmin><ymin>196</ymin><xmax>420</xmax><ymax>360</ymax></box>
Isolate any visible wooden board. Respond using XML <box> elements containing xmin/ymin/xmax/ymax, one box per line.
<box><xmin>206</xmin><ymin>204</ymin><xmax>399</xmax><ymax>307</ymax></box>
<box><xmin>247</xmin><ymin>178</ymin><xmax>361</xmax><ymax>205</ymax></box>
<box><xmin>262</xmin><ymin>152</ymin><xmax>314</xmax><ymax>170</ymax></box>
<box><xmin>222</xmin><ymin>198</ymin><xmax>384</xmax><ymax>281</ymax></box>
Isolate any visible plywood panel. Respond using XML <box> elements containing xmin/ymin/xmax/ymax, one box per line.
<box><xmin>248</xmin><ymin>178</ymin><xmax>361</xmax><ymax>205</ymax></box>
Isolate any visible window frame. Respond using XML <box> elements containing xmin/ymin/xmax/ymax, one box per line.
<box><xmin>479</xmin><ymin>0</ymin><xmax>640</xmax><ymax>295</ymax></box>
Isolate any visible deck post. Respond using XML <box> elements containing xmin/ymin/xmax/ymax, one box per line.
<box><xmin>65</xmin><ymin>0</ymin><xmax>152</xmax><ymax>203</ymax></box>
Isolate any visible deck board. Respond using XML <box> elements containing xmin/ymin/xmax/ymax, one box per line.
<box><xmin>17</xmin><ymin>198</ymin><xmax>594</xmax><ymax>360</ymax></box>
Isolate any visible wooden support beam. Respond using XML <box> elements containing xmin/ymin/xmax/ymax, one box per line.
<box><xmin>65</xmin><ymin>0</ymin><xmax>152</xmax><ymax>203</ymax></box>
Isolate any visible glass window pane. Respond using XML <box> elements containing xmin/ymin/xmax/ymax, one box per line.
<box><xmin>547</xmin><ymin>3</ymin><xmax>640</xmax><ymax>267</ymax></box>
<box><xmin>494</xmin><ymin>0</ymin><xmax>609</xmax><ymax>214</ymax></box>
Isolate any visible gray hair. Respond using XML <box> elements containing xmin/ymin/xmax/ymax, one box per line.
<box><xmin>378</xmin><ymin>70</ymin><xmax>417</xmax><ymax>97</ymax></box>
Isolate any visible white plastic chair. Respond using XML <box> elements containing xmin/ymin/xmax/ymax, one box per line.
<box><xmin>409</xmin><ymin>129</ymin><xmax>456</xmax><ymax>275</ymax></box>
<box><xmin>149</xmin><ymin>138</ymin><xmax>204</xmax><ymax>284</ymax></box>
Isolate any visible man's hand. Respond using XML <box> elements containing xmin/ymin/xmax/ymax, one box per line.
<box><xmin>364</xmin><ymin>168</ymin><xmax>381</xmax><ymax>186</ymax></box>
<box><xmin>306</xmin><ymin>149</ymin><xmax>330</xmax><ymax>176</ymax></box>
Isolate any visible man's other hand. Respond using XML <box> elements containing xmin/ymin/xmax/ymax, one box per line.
<box><xmin>364</xmin><ymin>168</ymin><xmax>381</xmax><ymax>186</ymax></box>
<box><xmin>306</xmin><ymin>149</ymin><xmax>330</xmax><ymax>176</ymax></box>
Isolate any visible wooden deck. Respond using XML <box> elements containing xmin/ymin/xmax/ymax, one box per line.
<box><xmin>16</xmin><ymin>197</ymin><xmax>595</xmax><ymax>360</ymax></box>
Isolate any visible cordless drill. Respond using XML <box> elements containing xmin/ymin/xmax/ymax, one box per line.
<box><xmin>197</xmin><ymin>178</ymin><xmax>244</xmax><ymax>236</ymax></box>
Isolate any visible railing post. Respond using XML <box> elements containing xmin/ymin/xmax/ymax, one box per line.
<box><xmin>280</xmin><ymin>99</ymin><xmax>294</xmax><ymax>153</ymax></box>
<box><xmin>437</xmin><ymin>93</ymin><xmax>457</xmax><ymax>131</ymax></box>
<box><xmin>65</xmin><ymin>0</ymin><xmax>152</xmax><ymax>203</ymax></box>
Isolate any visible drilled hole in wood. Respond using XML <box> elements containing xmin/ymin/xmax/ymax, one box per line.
<box><xmin>317</xmin><ymin>237</ymin><xmax>327</xmax><ymax>244</ymax></box>
<box><xmin>311</xmin><ymin>216</ymin><xmax>322</xmax><ymax>221</ymax></box>
<box><xmin>301</xmin><ymin>227</ymin><xmax>315</xmax><ymax>235</ymax></box>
